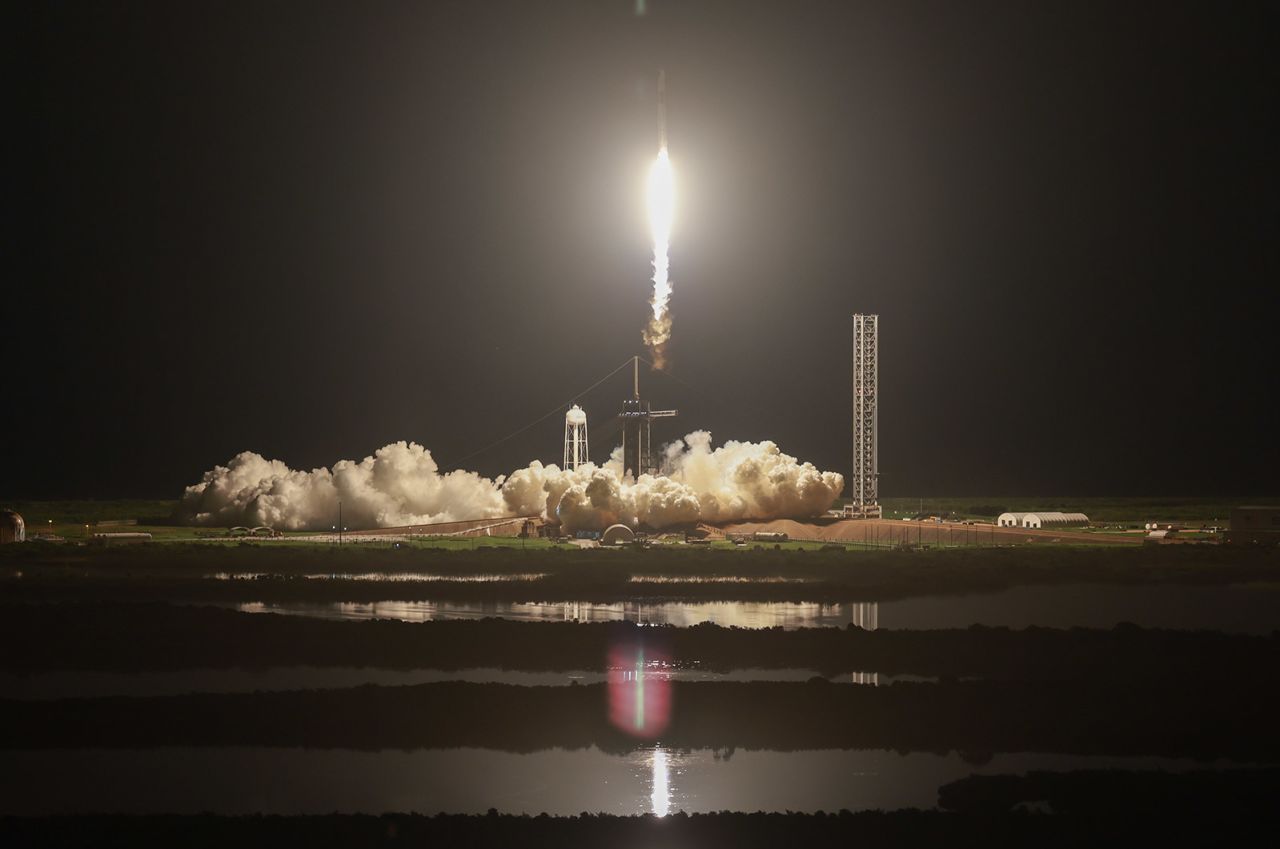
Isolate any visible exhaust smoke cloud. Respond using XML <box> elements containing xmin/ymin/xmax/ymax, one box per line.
<box><xmin>179</xmin><ymin>432</ymin><xmax>843</xmax><ymax>533</ymax></box>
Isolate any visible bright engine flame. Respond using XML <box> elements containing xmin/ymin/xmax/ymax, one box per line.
<box><xmin>643</xmin><ymin>146</ymin><xmax>674</xmax><ymax>367</ymax></box>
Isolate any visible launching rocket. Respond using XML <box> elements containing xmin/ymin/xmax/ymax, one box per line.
<box><xmin>657</xmin><ymin>69</ymin><xmax>667</xmax><ymax>149</ymax></box>
<box><xmin>644</xmin><ymin>69</ymin><xmax>674</xmax><ymax>370</ymax></box>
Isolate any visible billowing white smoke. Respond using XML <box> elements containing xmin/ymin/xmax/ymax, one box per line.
<box><xmin>179</xmin><ymin>432</ymin><xmax>844</xmax><ymax>533</ymax></box>
<box><xmin>178</xmin><ymin>441</ymin><xmax>507</xmax><ymax>531</ymax></box>
<box><xmin>503</xmin><ymin>432</ymin><xmax>844</xmax><ymax>532</ymax></box>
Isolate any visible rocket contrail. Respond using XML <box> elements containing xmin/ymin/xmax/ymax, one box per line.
<box><xmin>643</xmin><ymin>70</ymin><xmax>675</xmax><ymax>368</ymax></box>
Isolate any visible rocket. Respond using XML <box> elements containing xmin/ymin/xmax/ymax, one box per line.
<box><xmin>657</xmin><ymin>69</ymin><xmax>668</xmax><ymax>149</ymax></box>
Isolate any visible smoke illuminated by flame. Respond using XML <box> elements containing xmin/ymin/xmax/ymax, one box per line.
<box><xmin>643</xmin><ymin>146</ymin><xmax>674</xmax><ymax>368</ymax></box>
<box><xmin>178</xmin><ymin>431</ymin><xmax>844</xmax><ymax>533</ymax></box>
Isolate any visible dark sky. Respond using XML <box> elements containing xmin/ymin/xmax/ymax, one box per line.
<box><xmin>9</xmin><ymin>0</ymin><xmax>1277</xmax><ymax>499</ymax></box>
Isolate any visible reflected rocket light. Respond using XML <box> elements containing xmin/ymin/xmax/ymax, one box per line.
<box><xmin>607</xmin><ymin>643</ymin><xmax>672</xmax><ymax>738</ymax></box>
<box><xmin>650</xmin><ymin>748</ymin><xmax>670</xmax><ymax>817</ymax></box>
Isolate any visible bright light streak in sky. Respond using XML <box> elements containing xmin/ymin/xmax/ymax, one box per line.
<box><xmin>643</xmin><ymin>146</ymin><xmax>674</xmax><ymax>367</ymax></box>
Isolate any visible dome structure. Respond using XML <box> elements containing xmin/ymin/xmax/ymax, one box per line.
<box><xmin>1</xmin><ymin>510</ymin><xmax>26</xmax><ymax>544</ymax></box>
<box><xmin>601</xmin><ymin>523</ymin><xmax>636</xmax><ymax>546</ymax></box>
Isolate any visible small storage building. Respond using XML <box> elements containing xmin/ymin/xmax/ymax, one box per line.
<box><xmin>1021</xmin><ymin>512</ymin><xmax>1089</xmax><ymax>529</ymax></box>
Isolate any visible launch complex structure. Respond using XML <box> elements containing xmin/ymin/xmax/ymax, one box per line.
<box><xmin>850</xmin><ymin>314</ymin><xmax>882</xmax><ymax>518</ymax></box>
<box><xmin>561</xmin><ymin>310</ymin><xmax>878</xmax><ymax>511</ymax></box>
<box><xmin>558</xmin><ymin>356</ymin><xmax>678</xmax><ymax>479</ymax></box>
<box><xmin>620</xmin><ymin>356</ymin><xmax>677</xmax><ymax>478</ymax></box>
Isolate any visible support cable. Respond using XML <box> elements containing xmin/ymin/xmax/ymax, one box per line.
<box><xmin>445</xmin><ymin>358</ymin><xmax>636</xmax><ymax>469</ymax></box>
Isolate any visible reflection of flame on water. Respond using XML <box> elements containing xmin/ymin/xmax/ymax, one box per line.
<box><xmin>608</xmin><ymin>644</ymin><xmax>672</xmax><ymax>738</ymax></box>
<box><xmin>851</xmin><ymin>602</ymin><xmax>879</xmax><ymax>630</ymax></box>
<box><xmin>650</xmin><ymin>748</ymin><xmax>670</xmax><ymax>816</ymax></box>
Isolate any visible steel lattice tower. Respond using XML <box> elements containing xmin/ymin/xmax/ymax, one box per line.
<box><xmin>851</xmin><ymin>314</ymin><xmax>881</xmax><ymax>518</ymax></box>
<box><xmin>619</xmin><ymin>356</ymin><xmax>677</xmax><ymax>478</ymax></box>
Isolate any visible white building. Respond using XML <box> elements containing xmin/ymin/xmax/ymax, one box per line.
<box><xmin>1021</xmin><ymin>512</ymin><xmax>1089</xmax><ymax>529</ymax></box>
<box><xmin>997</xmin><ymin>511</ymin><xmax>1089</xmax><ymax>529</ymax></box>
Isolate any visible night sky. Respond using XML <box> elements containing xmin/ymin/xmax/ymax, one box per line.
<box><xmin>10</xmin><ymin>0</ymin><xmax>1276</xmax><ymax>499</ymax></box>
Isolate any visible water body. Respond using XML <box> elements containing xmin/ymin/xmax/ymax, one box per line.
<box><xmin>232</xmin><ymin>584</ymin><xmax>1280</xmax><ymax>633</ymax></box>
<box><xmin>209</xmin><ymin>573</ymin><xmax>809</xmax><ymax>584</ymax></box>
<box><xmin>0</xmin><ymin>667</ymin><xmax>915</xmax><ymax>701</ymax></box>
<box><xmin>208</xmin><ymin>572</ymin><xmax>548</xmax><ymax>582</ymax></box>
<box><xmin>234</xmin><ymin>599</ymin><xmax>855</xmax><ymax>628</ymax></box>
<box><xmin>0</xmin><ymin>747</ymin><xmax>1243</xmax><ymax>816</ymax></box>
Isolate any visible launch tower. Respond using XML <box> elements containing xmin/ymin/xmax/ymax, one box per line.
<box><xmin>851</xmin><ymin>314</ymin><xmax>882</xmax><ymax>518</ymax></box>
<box><xmin>619</xmin><ymin>356</ymin><xmax>677</xmax><ymax>478</ymax></box>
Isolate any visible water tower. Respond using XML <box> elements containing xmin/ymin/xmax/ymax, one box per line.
<box><xmin>563</xmin><ymin>405</ymin><xmax>589</xmax><ymax>471</ymax></box>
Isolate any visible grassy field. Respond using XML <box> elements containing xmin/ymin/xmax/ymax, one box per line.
<box><xmin>4</xmin><ymin>496</ymin><xmax>1271</xmax><ymax>538</ymax></box>
<box><xmin>1</xmin><ymin>499</ymin><xmax>178</xmax><ymax>526</ymax></box>
<box><xmin>873</xmin><ymin>496</ymin><xmax>1263</xmax><ymax>525</ymax></box>
<box><xmin>2</xmin><ymin>542</ymin><xmax>1274</xmax><ymax>606</ymax></box>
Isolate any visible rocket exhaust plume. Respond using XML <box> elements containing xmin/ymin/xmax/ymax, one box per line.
<box><xmin>643</xmin><ymin>70</ymin><xmax>674</xmax><ymax>368</ymax></box>
<box><xmin>178</xmin><ymin>432</ymin><xmax>843</xmax><ymax>533</ymax></box>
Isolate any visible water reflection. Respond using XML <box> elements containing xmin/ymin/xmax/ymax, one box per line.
<box><xmin>232</xmin><ymin>584</ymin><xmax>1280</xmax><ymax>634</ymax></box>
<box><xmin>651</xmin><ymin>749</ymin><xmax>670</xmax><ymax>816</ymax></box>
<box><xmin>211</xmin><ymin>572</ymin><xmax>546</xmax><ymax>582</ymax></box>
<box><xmin>234</xmin><ymin>600</ymin><xmax>873</xmax><ymax>629</ymax></box>
<box><xmin>851</xmin><ymin>602</ymin><xmax>879</xmax><ymax>630</ymax></box>
<box><xmin>0</xmin><ymin>747</ymin><xmax>1241</xmax><ymax>816</ymax></box>
<box><xmin>627</xmin><ymin>575</ymin><xmax>814</xmax><ymax>584</ymax></box>
<box><xmin>0</xmin><ymin>667</ymin><xmax>908</xmax><ymax>700</ymax></box>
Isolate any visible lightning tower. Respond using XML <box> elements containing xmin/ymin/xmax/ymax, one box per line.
<box><xmin>851</xmin><ymin>314</ymin><xmax>882</xmax><ymax>518</ymax></box>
